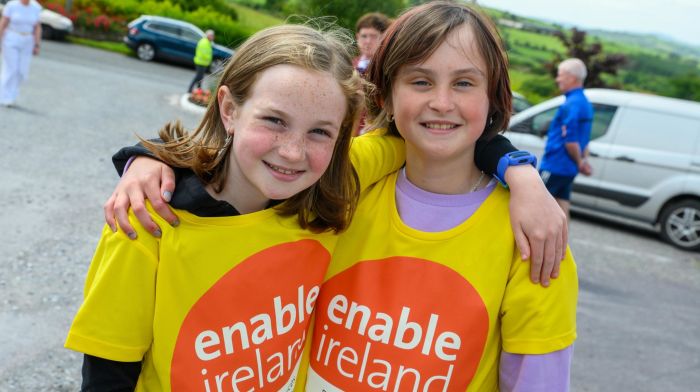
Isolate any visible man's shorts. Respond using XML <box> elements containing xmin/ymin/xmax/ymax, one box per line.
<box><xmin>540</xmin><ymin>170</ymin><xmax>576</xmax><ymax>201</ymax></box>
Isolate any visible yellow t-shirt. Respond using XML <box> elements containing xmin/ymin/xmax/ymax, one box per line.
<box><xmin>65</xmin><ymin>132</ymin><xmax>405</xmax><ymax>391</ymax></box>
<box><xmin>302</xmin><ymin>172</ymin><xmax>578</xmax><ymax>391</ymax></box>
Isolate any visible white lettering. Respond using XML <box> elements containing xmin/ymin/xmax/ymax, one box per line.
<box><xmin>435</xmin><ymin>332</ymin><xmax>461</xmax><ymax>361</ymax></box>
<box><xmin>394</xmin><ymin>366</ymin><xmax>420</xmax><ymax>392</ymax></box>
<box><xmin>306</xmin><ymin>286</ymin><xmax>320</xmax><ymax>315</ymax></box>
<box><xmin>421</xmin><ymin>314</ymin><xmax>439</xmax><ymax>356</ymax></box>
<box><xmin>274</xmin><ymin>296</ymin><xmax>296</xmax><ymax>335</ymax></box>
<box><xmin>394</xmin><ymin>307</ymin><xmax>422</xmax><ymax>350</ymax></box>
<box><xmin>223</xmin><ymin>322</ymin><xmax>250</xmax><ymax>354</ymax></box>
<box><xmin>195</xmin><ymin>330</ymin><xmax>221</xmax><ymax>361</ymax></box>
<box><xmin>423</xmin><ymin>364</ymin><xmax>453</xmax><ymax>392</ymax></box>
<box><xmin>367</xmin><ymin>312</ymin><xmax>392</xmax><ymax>344</ymax></box>
<box><xmin>367</xmin><ymin>358</ymin><xmax>391</xmax><ymax>390</ymax></box>
<box><xmin>346</xmin><ymin>302</ymin><xmax>372</xmax><ymax>335</ymax></box>
<box><xmin>266</xmin><ymin>352</ymin><xmax>285</xmax><ymax>383</ymax></box>
<box><xmin>328</xmin><ymin>295</ymin><xmax>348</xmax><ymax>325</ymax></box>
<box><xmin>250</xmin><ymin>314</ymin><xmax>273</xmax><ymax>345</ymax></box>
<box><xmin>337</xmin><ymin>346</ymin><xmax>358</xmax><ymax>378</ymax></box>
<box><xmin>230</xmin><ymin>366</ymin><xmax>254</xmax><ymax>392</ymax></box>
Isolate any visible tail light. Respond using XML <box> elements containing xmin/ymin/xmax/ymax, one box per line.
<box><xmin>129</xmin><ymin>27</ymin><xmax>139</xmax><ymax>36</ymax></box>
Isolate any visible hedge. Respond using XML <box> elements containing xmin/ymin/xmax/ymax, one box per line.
<box><xmin>44</xmin><ymin>0</ymin><xmax>251</xmax><ymax>48</ymax></box>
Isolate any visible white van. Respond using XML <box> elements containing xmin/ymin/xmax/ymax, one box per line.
<box><xmin>505</xmin><ymin>89</ymin><xmax>700</xmax><ymax>251</ymax></box>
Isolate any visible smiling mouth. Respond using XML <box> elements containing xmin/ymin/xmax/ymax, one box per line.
<box><xmin>423</xmin><ymin>122</ymin><xmax>459</xmax><ymax>130</ymax></box>
<box><xmin>264</xmin><ymin>161</ymin><xmax>304</xmax><ymax>175</ymax></box>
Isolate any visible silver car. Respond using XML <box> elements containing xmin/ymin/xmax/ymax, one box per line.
<box><xmin>505</xmin><ymin>88</ymin><xmax>700</xmax><ymax>251</ymax></box>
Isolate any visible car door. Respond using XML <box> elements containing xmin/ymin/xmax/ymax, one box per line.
<box><xmin>179</xmin><ymin>26</ymin><xmax>203</xmax><ymax>65</ymax></box>
<box><xmin>592</xmin><ymin>107</ymin><xmax>699</xmax><ymax>222</ymax></box>
<box><xmin>145</xmin><ymin>21</ymin><xmax>183</xmax><ymax>60</ymax></box>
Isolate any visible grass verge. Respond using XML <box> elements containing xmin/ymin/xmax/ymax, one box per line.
<box><xmin>68</xmin><ymin>36</ymin><xmax>133</xmax><ymax>56</ymax></box>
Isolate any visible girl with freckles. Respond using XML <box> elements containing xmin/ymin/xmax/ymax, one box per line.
<box><xmin>65</xmin><ymin>24</ymin><xmax>408</xmax><ymax>391</ymax></box>
<box><xmin>91</xmin><ymin>3</ymin><xmax>574</xmax><ymax>391</ymax></box>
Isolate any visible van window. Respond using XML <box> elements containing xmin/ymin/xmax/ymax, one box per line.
<box><xmin>509</xmin><ymin>107</ymin><xmax>557</xmax><ymax>137</ymax></box>
<box><xmin>510</xmin><ymin>103</ymin><xmax>617</xmax><ymax>141</ymax></box>
<box><xmin>590</xmin><ymin>104</ymin><xmax>617</xmax><ymax>140</ymax></box>
<box><xmin>614</xmin><ymin>108</ymin><xmax>699</xmax><ymax>154</ymax></box>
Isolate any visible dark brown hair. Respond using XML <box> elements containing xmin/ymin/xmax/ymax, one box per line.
<box><xmin>143</xmin><ymin>24</ymin><xmax>365</xmax><ymax>233</ymax></box>
<box><xmin>366</xmin><ymin>0</ymin><xmax>511</xmax><ymax>140</ymax></box>
<box><xmin>355</xmin><ymin>12</ymin><xmax>392</xmax><ymax>34</ymax></box>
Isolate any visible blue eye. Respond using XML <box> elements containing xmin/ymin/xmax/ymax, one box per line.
<box><xmin>264</xmin><ymin>116</ymin><xmax>284</xmax><ymax>126</ymax></box>
<box><xmin>311</xmin><ymin>128</ymin><xmax>331</xmax><ymax>137</ymax></box>
<box><xmin>412</xmin><ymin>80</ymin><xmax>430</xmax><ymax>86</ymax></box>
<box><xmin>455</xmin><ymin>80</ymin><xmax>473</xmax><ymax>87</ymax></box>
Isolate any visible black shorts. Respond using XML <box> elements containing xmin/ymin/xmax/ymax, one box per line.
<box><xmin>540</xmin><ymin>170</ymin><xmax>575</xmax><ymax>200</ymax></box>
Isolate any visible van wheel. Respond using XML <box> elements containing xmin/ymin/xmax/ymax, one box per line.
<box><xmin>136</xmin><ymin>43</ymin><xmax>156</xmax><ymax>61</ymax></box>
<box><xmin>659</xmin><ymin>200</ymin><xmax>700</xmax><ymax>251</ymax></box>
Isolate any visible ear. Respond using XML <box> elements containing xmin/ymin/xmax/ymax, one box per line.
<box><xmin>217</xmin><ymin>85</ymin><xmax>237</xmax><ymax>135</ymax></box>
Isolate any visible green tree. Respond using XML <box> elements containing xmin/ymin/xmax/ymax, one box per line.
<box><xmin>519</xmin><ymin>75</ymin><xmax>557</xmax><ymax>102</ymax></box>
<box><xmin>162</xmin><ymin>0</ymin><xmax>237</xmax><ymax>20</ymax></box>
<box><xmin>290</xmin><ymin>0</ymin><xmax>405</xmax><ymax>31</ymax></box>
<box><xmin>548</xmin><ymin>28</ymin><xmax>626</xmax><ymax>88</ymax></box>
<box><xmin>669</xmin><ymin>73</ymin><xmax>700</xmax><ymax>102</ymax></box>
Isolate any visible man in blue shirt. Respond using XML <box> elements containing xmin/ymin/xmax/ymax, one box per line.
<box><xmin>540</xmin><ymin>58</ymin><xmax>594</xmax><ymax>221</ymax></box>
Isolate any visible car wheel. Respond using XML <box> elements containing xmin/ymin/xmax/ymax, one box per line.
<box><xmin>659</xmin><ymin>199</ymin><xmax>700</xmax><ymax>251</ymax></box>
<box><xmin>136</xmin><ymin>42</ymin><xmax>156</xmax><ymax>61</ymax></box>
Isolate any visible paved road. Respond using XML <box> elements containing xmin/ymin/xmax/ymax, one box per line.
<box><xmin>1</xmin><ymin>41</ymin><xmax>699</xmax><ymax>391</ymax></box>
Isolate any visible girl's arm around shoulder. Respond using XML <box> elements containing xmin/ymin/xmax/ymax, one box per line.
<box><xmin>349</xmin><ymin>130</ymin><xmax>406</xmax><ymax>191</ymax></box>
<box><xmin>506</xmin><ymin>166</ymin><xmax>568</xmax><ymax>287</ymax></box>
<box><xmin>476</xmin><ymin>135</ymin><xmax>568</xmax><ymax>288</ymax></box>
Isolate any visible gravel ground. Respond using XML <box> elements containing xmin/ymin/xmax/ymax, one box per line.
<box><xmin>0</xmin><ymin>40</ymin><xmax>202</xmax><ymax>391</ymax></box>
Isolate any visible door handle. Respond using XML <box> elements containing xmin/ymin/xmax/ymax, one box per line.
<box><xmin>589</xmin><ymin>151</ymin><xmax>599</xmax><ymax>157</ymax></box>
<box><xmin>615</xmin><ymin>156</ymin><xmax>635</xmax><ymax>163</ymax></box>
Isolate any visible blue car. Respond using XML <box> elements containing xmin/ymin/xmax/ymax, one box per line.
<box><xmin>124</xmin><ymin>15</ymin><xmax>233</xmax><ymax>71</ymax></box>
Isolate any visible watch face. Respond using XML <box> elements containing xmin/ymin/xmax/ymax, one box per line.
<box><xmin>509</xmin><ymin>151</ymin><xmax>532</xmax><ymax>159</ymax></box>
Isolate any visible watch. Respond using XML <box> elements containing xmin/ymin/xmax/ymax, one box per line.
<box><xmin>494</xmin><ymin>151</ymin><xmax>537</xmax><ymax>187</ymax></box>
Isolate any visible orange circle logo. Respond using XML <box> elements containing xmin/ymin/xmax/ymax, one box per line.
<box><xmin>309</xmin><ymin>257</ymin><xmax>488</xmax><ymax>391</ymax></box>
<box><xmin>171</xmin><ymin>240</ymin><xmax>330</xmax><ymax>391</ymax></box>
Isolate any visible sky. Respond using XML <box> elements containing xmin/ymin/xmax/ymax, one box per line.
<box><xmin>477</xmin><ymin>0</ymin><xmax>700</xmax><ymax>47</ymax></box>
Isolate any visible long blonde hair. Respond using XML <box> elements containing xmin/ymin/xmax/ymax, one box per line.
<box><xmin>144</xmin><ymin>24</ymin><xmax>365</xmax><ymax>233</ymax></box>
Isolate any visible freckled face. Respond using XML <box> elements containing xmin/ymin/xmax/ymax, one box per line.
<box><xmin>390</xmin><ymin>25</ymin><xmax>490</xmax><ymax>166</ymax></box>
<box><xmin>225</xmin><ymin>65</ymin><xmax>347</xmax><ymax>204</ymax></box>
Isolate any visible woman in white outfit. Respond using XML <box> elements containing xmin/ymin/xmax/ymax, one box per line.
<box><xmin>0</xmin><ymin>0</ymin><xmax>41</xmax><ymax>107</ymax></box>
